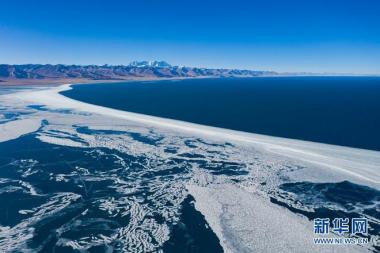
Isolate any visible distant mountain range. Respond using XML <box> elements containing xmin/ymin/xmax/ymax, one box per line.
<box><xmin>0</xmin><ymin>61</ymin><xmax>277</xmax><ymax>82</ymax></box>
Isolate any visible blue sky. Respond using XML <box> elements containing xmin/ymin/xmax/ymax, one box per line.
<box><xmin>0</xmin><ymin>0</ymin><xmax>379</xmax><ymax>74</ymax></box>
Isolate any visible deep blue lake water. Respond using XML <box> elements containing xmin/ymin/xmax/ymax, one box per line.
<box><xmin>62</xmin><ymin>77</ymin><xmax>380</xmax><ymax>151</ymax></box>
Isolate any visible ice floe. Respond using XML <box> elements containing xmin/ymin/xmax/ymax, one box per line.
<box><xmin>0</xmin><ymin>118</ymin><xmax>41</xmax><ymax>143</ymax></box>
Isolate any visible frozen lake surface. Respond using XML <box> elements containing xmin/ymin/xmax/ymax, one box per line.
<box><xmin>0</xmin><ymin>81</ymin><xmax>378</xmax><ymax>252</ymax></box>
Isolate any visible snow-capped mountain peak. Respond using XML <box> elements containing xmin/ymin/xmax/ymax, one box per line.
<box><xmin>128</xmin><ymin>60</ymin><xmax>172</xmax><ymax>68</ymax></box>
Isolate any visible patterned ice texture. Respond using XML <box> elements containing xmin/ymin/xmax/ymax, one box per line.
<box><xmin>0</xmin><ymin>85</ymin><xmax>379</xmax><ymax>253</ymax></box>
